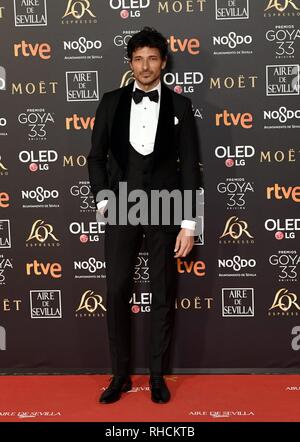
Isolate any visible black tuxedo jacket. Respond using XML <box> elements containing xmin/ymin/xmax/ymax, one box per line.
<box><xmin>87</xmin><ymin>81</ymin><xmax>201</xmax><ymax>226</ymax></box>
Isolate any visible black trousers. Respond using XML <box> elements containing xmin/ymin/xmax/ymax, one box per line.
<box><xmin>104</xmin><ymin>222</ymin><xmax>179</xmax><ymax>376</ymax></box>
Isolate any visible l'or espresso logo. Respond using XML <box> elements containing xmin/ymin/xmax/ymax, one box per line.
<box><xmin>210</xmin><ymin>74</ymin><xmax>258</xmax><ymax>90</ymax></box>
<box><xmin>26</xmin><ymin>260</ymin><xmax>62</xmax><ymax>278</ymax></box>
<box><xmin>158</xmin><ymin>0</ymin><xmax>206</xmax><ymax>14</ymax></box>
<box><xmin>217</xmin><ymin>178</ymin><xmax>254</xmax><ymax>210</ymax></box>
<box><xmin>26</xmin><ymin>219</ymin><xmax>60</xmax><ymax>248</ymax></box>
<box><xmin>0</xmin><ymin>192</ymin><xmax>9</xmax><ymax>208</ymax></box>
<box><xmin>109</xmin><ymin>0</ymin><xmax>150</xmax><ymax>18</ymax></box>
<box><xmin>0</xmin><ymin>156</ymin><xmax>8</xmax><ymax>176</ymax></box>
<box><xmin>0</xmin><ymin>254</ymin><xmax>13</xmax><ymax>286</ymax></box>
<box><xmin>62</xmin><ymin>0</ymin><xmax>97</xmax><ymax>24</ymax></box>
<box><xmin>0</xmin><ymin>220</ymin><xmax>11</xmax><ymax>249</ymax></box>
<box><xmin>66</xmin><ymin>71</ymin><xmax>99</xmax><ymax>102</ymax></box>
<box><xmin>264</xmin><ymin>0</ymin><xmax>300</xmax><ymax>16</ymax></box>
<box><xmin>18</xmin><ymin>109</ymin><xmax>55</xmax><ymax>140</ymax></box>
<box><xmin>133</xmin><ymin>252</ymin><xmax>149</xmax><ymax>283</ymax></box>
<box><xmin>12</xmin><ymin>80</ymin><xmax>58</xmax><ymax>95</ymax></box>
<box><xmin>269</xmin><ymin>288</ymin><xmax>300</xmax><ymax>316</ymax></box>
<box><xmin>65</xmin><ymin>114</ymin><xmax>94</xmax><ymax>130</ymax></box>
<box><xmin>264</xmin><ymin>217</ymin><xmax>300</xmax><ymax>240</ymax></box>
<box><xmin>177</xmin><ymin>258</ymin><xmax>206</xmax><ymax>276</ymax></box>
<box><xmin>13</xmin><ymin>40</ymin><xmax>51</xmax><ymax>59</ymax></box>
<box><xmin>222</xmin><ymin>288</ymin><xmax>254</xmax><ymax>317</ymax></box>
<box><xmin>215</xmin><ymin>110</ymin><xmax>253</xmax><ymax>128</ymax></box>
<box><xmin>269</xmin><ymin>250</ymin><xmax>299</xmax><ymax>282</ymax></box>
<box><xmin>14</xmin><ymin>0</ymin><xmax>47</xmax><ymax>27</ymax></box>
<box><xmin>260</xmin><ymin>148</ymin><xmax>300</xmax><ymax>164</ymax></box>
<box><xmin>220</xmin><ymin>216</ymin><xmax>254</xmax><ymax>244</ymax></box>
<box><xmin>215</xmin><ymin>144</ymin><xmax>255</xmax><ymax>167</ymax></box>
<box><xmin>75</xmin><ymin>290</ymin><xmax>106</xmax><ymax>317</ymax></box>
<box><xmin>266</xmin><ymin>65</ymin><xmax>299</xmax><ymax>96</ymax></box>
<box><xmin>267</xmin><ymin>183</ymin><xmax>300</xmax><ymax>202</ymax></box>
<box><xmin>265</xmin><ymin>25</ymin><xmax>300</xmax><ymax>59</ymax></box>
<box><xmin>216</xmin><ymin>0</ymin><xmax>249</xmax><ymax>20</ymax></box>
<box><xmin>69</xmin><ymin>221</ymin><xmax>105</xmax><ymax>243</ymax></box>
<box><xmin>30</xmin><ymin>289</ymin><xmax>62</xmax><ymax>319</ymax></box>
<box><xmin>163</xmin><ymin>71</ymin><xmax>204</xmax><ymax>94</ymax></box>
<box><xmin>19</xmin><ymin>149</ymin><xmax>58</xmax><ymax>172</ymax></box>
<box><xmin>70</xmin><ymin>181</ymin><xmax>94</xmax><ymax>212</ymax></box>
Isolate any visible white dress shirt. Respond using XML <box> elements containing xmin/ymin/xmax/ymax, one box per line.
<box><xmin>97</xmin><ymin>80</ymin><xmax>196</xmax><ymax>231</ymax></box>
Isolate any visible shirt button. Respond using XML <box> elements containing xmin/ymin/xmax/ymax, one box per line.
<box><xmin>143</xmin><ymin>126</ymin><xmax>145</xmax><ymax>128</ymax></box>
<box><xmin>142</xmin><ymin>144</ymin><xmax>144</xmax><ymax>147</ymax></box>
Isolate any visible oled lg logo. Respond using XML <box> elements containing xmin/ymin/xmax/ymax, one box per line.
<box><xmin>215</xmin><ymin>145</ymin><xmax>255</xmax><ymax>167</ymax></box>
<box><xmin>163</xmin><ymin>71</ymin><xmax>204</xmax><ymax>93</ymax></box>
<box><xmin>109</xmin><ymin>0</ymin><xmax>150</xmax><ymax>18</ymax></box>
<box><xmin>265</xmin><ymin>218</ymin><xmax>300</xmax><ymax>240</ymax></box>
<box><xmin>18</xmin><ymin>149</ymin><xmax>58</xmax><ymax>172</ymax></box>
<box><xmin>0</xmin><ymin>326</ymin><xmax>6</xmax><ymax>350</ymax></box>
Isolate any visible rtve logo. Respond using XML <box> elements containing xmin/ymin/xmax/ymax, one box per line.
<box><xmin>167</xmin><ymin>35</ymin><xmax>200</xmax><ymax>55</ymax></box>
<box><xmin>177</xmin><ymin>258</ymin><xmax>206</xmax><ymax>276</ymax></box>
<box><xmin>13</xmin><ymin>40</ymin><xmax>51</xmax><ymax>59</ymax></box>
<box><xmin>65</xmin><ymin>114</ymin><xmax>94</xmax><ymax>130</ymax></box>
<box><xmin>267</xmin><ymin>184</ymin><xmax>300</xmax><ymax>202</ymax></box>
<box><xmin>0</xmin><ymin>192</ymin><xmax>9</xmax><ymax>208</ymax></box>
<box><xmin>26</xmin><ymin>260</ymin><xmax>62</xmax><ymax>278</ymax></box>
<box><xmin>215</xmin><ymin>110</ymin><xmax>253</xmax><ymax>128</ymax></box>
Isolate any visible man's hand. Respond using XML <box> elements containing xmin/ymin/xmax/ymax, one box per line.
<box><xmin>174</xmin><ymin>228</ymin><xmax>195</xmax><ymax>258</ymax></box>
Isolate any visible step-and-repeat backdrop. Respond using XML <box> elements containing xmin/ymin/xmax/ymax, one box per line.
<box><xmin>1</xmin><ymin>0</ymin><xmax>300</xmax><ymax>373</ymax></box>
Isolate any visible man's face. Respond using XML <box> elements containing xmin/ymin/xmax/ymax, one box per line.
<box><xmin>129</xmin><ymin>46</ymin><xmax>166</xmax><ymax>89</ymax></box>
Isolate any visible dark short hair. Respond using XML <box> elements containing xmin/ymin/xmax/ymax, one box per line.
<box><xmin>127</xmin><ymin>27</ymin><xmax>168</xmax><ymax>61</ymax></box>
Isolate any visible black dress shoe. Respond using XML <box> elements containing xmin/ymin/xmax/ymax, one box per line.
<box><xmin>149</xmin><ymin>375</ymin><xmax>170</xmax><ymax>404</ymax></box>
<box><xmin>99</xmin><ymin>375</ymin><xmax>132</xmax><ymax>404</ymax></box>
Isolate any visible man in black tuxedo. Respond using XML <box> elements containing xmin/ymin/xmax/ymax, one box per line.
<box><xmin>87</xmin><ymin>27</ymin><xmax>201</xmax><ymax>404</ymax></box>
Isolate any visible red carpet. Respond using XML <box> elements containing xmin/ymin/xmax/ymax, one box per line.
<box><xmin>0</xmin><ymin>374</ymin><xmax>299</xmax><ymax>422</ymax></box>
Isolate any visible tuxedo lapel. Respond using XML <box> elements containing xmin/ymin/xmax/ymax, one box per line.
<box><xmin>110</xmin><ymin>81</ymin><xmax>133</xmax><ymax>173</ymax></box>
<box><xmin>152</xmin><ymin>82</ymin><xmax>174</xmax><ymax>169</ymax></box>
<box><xmin>110</xmin><ymin>81</ymin><xmax>174</xmax><ymax>174</ymax></box>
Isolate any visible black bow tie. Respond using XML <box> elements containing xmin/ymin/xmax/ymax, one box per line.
<box><xmin>131</xmin><ymin>88</ymin><xmax>159</xmax><ymax>104</ymax></box>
